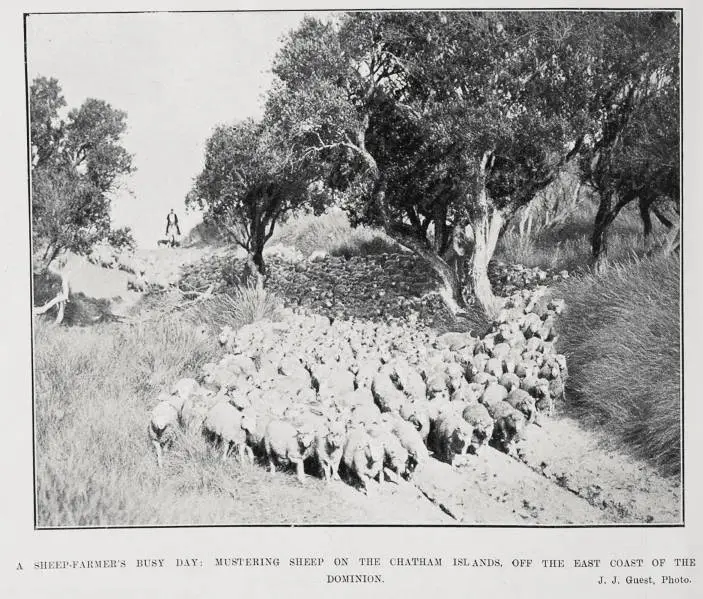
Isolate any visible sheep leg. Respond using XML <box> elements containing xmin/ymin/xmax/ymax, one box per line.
<box><xmin>221</xmin><ymin>441</ymin><xmax>229</xmax><ymax>462</ymax></box>
<box><xmin>267</xmin><ymin>454</ymin><xmax>276</xmax><ymax>474</ymax></box>
<box><xmin>295</xmin><ymin>459</ymin><xmax>306</xmax><ymax>484</ymax></box>
<box><xmin>152</xmin><ymin>440</ymin><xmax>163</xmax><ymax>469</ymax></box>
<box><xmin>331</xmin><ymin>456</ymin><xmax>342</xmax><ymax>480</ymax></box>
<box><xmin>244</xmin><ymin>445</ymin><xmax>254</xmax><ymax>467</ymax></box>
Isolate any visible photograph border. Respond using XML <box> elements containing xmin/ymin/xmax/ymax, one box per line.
<box><xmin>25</xmin><ymin>5</ymin><xmax>685</xmax><ymax>531</ymax></box>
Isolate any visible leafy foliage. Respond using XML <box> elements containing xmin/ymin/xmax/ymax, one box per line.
<box><xmin>30</xmin><ymin>76</ymin><xmax>135</xmax><ymax>268</ymax></box>
<box><xmin>264</xmin><ymin>12</ymin><xmax>679</xmax><ymax>310</ymax></box>
<box><xmin>107</xmin><ymin>226</ymin><xmax>137</xmax><ymax>253</ymax></box>
<box><xmin>186</xmin><ymin>119</ymin><xmax>317</xmax><ymax>272</ymax></box>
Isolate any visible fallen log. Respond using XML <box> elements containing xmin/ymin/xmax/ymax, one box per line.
<box><xmin>33</xmin><ymin>267</ymin><xmax>70</xmax><ymax>324</ymax></box>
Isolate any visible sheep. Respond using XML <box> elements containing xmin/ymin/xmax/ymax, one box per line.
<box><xmin>424</xmin><ymin>369</ymin><xmax>448</xmax><ymax>398</ymax></box>
<box><xmin>461</xmin><ymin>402</ymin><xmax>495</xmax><ymax>455</ymax></box>
<box><xmin>539</xmin><ymin>362</ymin><xmax>561</xmax><ymax>381</ymax></box>
<box><xmin>147</xmin><ymin>394</ymin><xmax>185</xmax><ymax>468</ymax></box>
<box><xmin>491</xmin><ymin>342</ymin><xmax>511</xmax><ymax>361</ymax></box>
<box><xmin>368</xmin><ymin>423</ymin><xmax>409</xmax><ymax>479</ymax></box>
<box><xmin>243</xmin><ymin>409</ymin><xmax>272</xmax><ymax>457</ymax></box>
<box><xmin>498</xmin><ymin>372</ymin><xmax>521</xmax><ymax>393</ymax></box>
<box><xmin>515</xmin><ymin>360</ymin><xmax>539</xmax><ymax>379</ymax></box>
<box><xmin>218</xmin><ymin>325</ymin><xmax>235</xmax><ymax>347</ymax></box>
<box><xmin>399</xmin><ymin>400</ymin><xmax>431</xmax><ymax>442</ymax></box>
<box><xmin>472</xmin><ymin>371</ymin><xmax>497</xmax><ymax>387</ymax></box>
<box><xmin>548</xmin><ymin>298</ymin><xmax>566</xmax><ymax>314</ymax></box>
<box><xmin>172</xmin><ymin>377</ymin><xmax>200</xmax><ymax>399</ymax></box>
<box><xmin>520</xmin><ymin>376</ymin><xmax>550</xmax><ymax>404</ymax></box>
<box><xmin>525</xmin><ymin>337</ymin><xmax>543</xmax><ymax>353</ymax></box>
<box><xmin>487</xmin><ymin>401</ymin><xmax>527</xmax><ymax>454</ymax></box>
<box><xmin>314</xmin><ymin>418</ymin><xmax>347</xmax><ymax>482</ymax></box>
<box><xmin>433</xmin><ymin>410</ymin><xmax>475</xmax><ymax>466</ymax></box>
<box><xmin>480</xmin><ymin>382</ymin><xmax>508</xmax><ymax>407</ymax></box>
<box><xmin>180</xmin><ymin>390</ymin><xmax>218</xmax><ymax>438</ymax></box>
<box><xmin>263</xmin><ymin>419</ymin><xmax>317</xmax><ymax>483</ymax></box>
<box><xmin>383</xmin><ymin>414</ymin><xmax>429</xmax><ymax>474</ymax></box>
<box><xmin>341</xmin><ymin>427</ymin><xmax>385</xmax><ymax>494</ymax></box>
<box><xmin>450</xmin><ymin>377</ymin><xmax>481</xmax><ymax>404</ymax></box>
<box><xmin>203</xmin><ymin>402</ymin><xmax>256</xmax><ymax>464</ymax></box>
<box><xmin>371</xmin><ymin>367</ymin><xmax>408</xmax><ymax>413</ymax></box>
<box><xmin>545</xmin><ymin>377</ymin><xmax>565</xmax><ymax>414</ymax></box>
<box><xmin>485</xmin><ymin>357</ymin><xmax>503</xmax><ymax>378</ymax></box>
<box><xmin>392</xmin><ymin>360</ymin><xmax>427</xmax><ymax>402</ymax></box>
<box><xmin>471</xmin><ymin>352</ymin><xmax>490</xmax><ymax>373</ymax></box>
<box><xmin>506</xmin><ymin>388</ymin><xmax>537</xmax><ymax>424</ymax></box>
<box><xmin>347</xmin><ymin>402</ymin><xmax>382</xmax><ymax>428</ymax></box>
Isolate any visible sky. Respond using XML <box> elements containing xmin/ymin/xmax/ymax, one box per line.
<box><xmin>26</xmin><ymin>11</ymin><xmax>310</xmax><ymax>247</ymax></box>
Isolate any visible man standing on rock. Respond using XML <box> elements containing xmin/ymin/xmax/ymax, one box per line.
<box><xmin>165</xmin><ymin>208</ymin><xmax>181</xmax><ymax>247</ymax></box>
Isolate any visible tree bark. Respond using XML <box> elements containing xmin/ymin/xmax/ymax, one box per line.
<box><xmin>592</xmin><ymin>190</ymin><xmax>635</xmax><ymax>269</ymax></box>
<box><xmin>638</xmin><ymin>196</ymin><xmax>653</xmax><ymax>237</ymax></box>
<box><xmin>592</xmin><ymin>192</ymin><xmax>615</xmax><ymax>268</ymax></box>
<box><xmin>467</xmin><ymin>207</ymin><xmax>504</xmax><ymax>318</ymax></box>
<box><xmin>465</xmin><ymin>151</ymin><xmax>503</xmax><ymax>318</ymax></box>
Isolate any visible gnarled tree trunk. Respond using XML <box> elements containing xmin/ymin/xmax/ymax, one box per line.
<box><xmin>592</xmin><ymin>190</ymin><xmax>635</xmax><ymax>270</ymax></box>
<box><xmin>466</xmin><ymin>207</ymin><xmax>504</xmax><ymax>318</ymax></box>
<box><xmin>465</xmin><ymin>151</ymin><xmax>504</xmax><ymax>318</ymax></box>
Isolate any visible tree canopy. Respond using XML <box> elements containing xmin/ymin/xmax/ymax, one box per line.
<box><xmin>262</xmin><ymin>11</ymin><xmax>679</xmax><ymax>313</ymax></box>
<box><xmin>30</xmin><ymin>76</ymin><xmax>135</xmax><ymax>269</ymax></box>
<box><xmin>186</xmin><ymin>118</ymin><xmax>317</xmax><ymax>275</ymax></box>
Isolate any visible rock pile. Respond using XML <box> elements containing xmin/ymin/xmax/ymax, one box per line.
<box><xmin>149</xmin><ymin>283</ymin><xmax>569</xmax><ymax>495</ymax></box>
<box><xmin>179</xmin><ymin>252</ymin><xmax>453</xmax><ymax>326</ymax></box>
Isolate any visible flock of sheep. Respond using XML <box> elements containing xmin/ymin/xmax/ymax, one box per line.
<box><xmin>148</xmin><ymin>285</ymin><xmax>568</xmax><ymax>494</ymax></box>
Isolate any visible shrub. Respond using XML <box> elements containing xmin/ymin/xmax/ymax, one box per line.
<box><xmin>107</xmin><ymin>226</ymin><xmax>137</xmax><ymax>253</ymax></box>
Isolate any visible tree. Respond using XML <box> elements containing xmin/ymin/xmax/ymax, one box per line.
<box><xmin>269</xmin><ymin>13</ymin><xmax>598</xmax><ymax>315</ymax></box>
<box><xmin>575</xmin><ymin>12</ymin><xmax>679</xmax><ymax>263</ymax></box>
<box><xmin>186</xmin><ymin>119</ymin><xmax>314</xmax><ymax>277</ymax></box>
<box><xmin>30</xmin><ymin>76</ymin><xmax>135</xmax><ymax>271</ymax></box>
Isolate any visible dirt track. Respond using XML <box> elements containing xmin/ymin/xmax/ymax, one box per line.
<box><xmin>323</xmin><ymin>418</ymin><xmax>680</xmax><ymax>525</ymax></box>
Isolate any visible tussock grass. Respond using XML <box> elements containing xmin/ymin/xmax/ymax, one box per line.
<box><xmin>184</xmin><ymin>283</ymin><xmax>283</xmax><ymax>332</ymax></box>
<box><xmin>496</xmin><ymin>200</ymin><xmax>646</xmax><ymax>273</ymax></box>
<box><xmin>270</xmin><ymin>210</ymin><xmax>400</xmax><ymax>258</ymax></box>
<box><xmin>555</xmin><ymin>254</ymin><xmax>681</xmax><ymax>477</ymax></box>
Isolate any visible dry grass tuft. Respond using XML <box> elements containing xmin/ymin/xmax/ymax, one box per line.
<box><xmin>555</xmin><ymin>254</ymin><xmax>681</xmax><ymax>477</ymax></box>
<box><xmin>270</xmin><ymin>210</ymin><xmax>400</xmax><ymax>258</ymax></box>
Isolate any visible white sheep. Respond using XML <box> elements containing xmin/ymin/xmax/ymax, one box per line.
<box><xmin>147</xmin><ymin>393</ymin><xmax>185</xmax><ymax>468</ymax></box>
<box><xmin>483</xmin><ymin>400</ymin><xmax>527</xmax><ymax>454</ymax></box>
<box><xmin>203</xmin><ymin>402</ymin><xmax>256</xmax><ymax>464</ymax></box>
<box><xmin>480</xmin><ymin>382</ymin><xmax>508</xmax><ymax>406</ymax></box>
<box><xmin>371</xmin><ymin>367</ymin><xmax>408</xmax><ymax>413</ymax></box>
<box><xmin>399</xmin><ymin>400</ymin><xmax>431</xmax><ymax>442</ymax></box>
<box><xmin>368</xmin><ymin>422</ymin><xmax>409</xmax><ymax>479</ymax></box>
<box><xmin>498</xmin><ymin>372</ymin><xmax>521</xmax><ymax>392</ymax></box>
<box><xmin>506</xmin><ymin>388</ymin><xmax>537</xmax><ymax>424</ymax></box>
<box><xmin>341</xmin><ymin>427</ymin><xmax>385</xmax><ymax>494</ymax></box>
<box><xmin>461</xmin><ymin>402</ymin><xmax>495</xmax><ymax>455</ymax></box>
<box><xmin>263</xmin><ymin>419</ymin><xmax>316</xmax><ymax>483</ymax></box>
<box><xmin>433</xmin><ymin>410</ymin><xmax>475</xmax><ymax>466</ymax></box>
<box><xmin>314</xmin><ymin>418</ymin><xmax>347</xmax><ymax>482</ymax></box>
<box><xmin>385</xmin><ymin>415</ymin><xmax>429</xmax><ymax>473</ymax></box>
